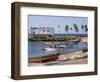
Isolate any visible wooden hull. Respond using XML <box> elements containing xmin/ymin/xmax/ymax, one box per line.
<box><xmin>29</xmin><ymin>55</ymin><xmax>58</xmax><ymax>63</ymax></box>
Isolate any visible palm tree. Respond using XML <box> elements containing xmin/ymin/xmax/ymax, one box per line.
<box><xmin>81</xmin><ymin>25</ymin><xmax>84</xmax><ymax>29</ymax></box>
<box><xmin>70</xmin><ymin>27</ymin><xmax>73</xmax><ymax>30</ymax></box>
<box><xmin>81</xmin><ymin>25</ymin><xmax>88</xmax><ymax>32</ymax></box>
<box><xmin>84</xmin><ymin>25</ymin><xmax>88</xmax><ymax>32</ymax></box>
<box><xmin>73</xmin><ymin>24</ymin><xmax>79</xmax><ymax>32</ymax></box>
<box><xmin>65</xmin><ymin>25</ymin><xmax>69</xmax><ymax>32</ymax></box>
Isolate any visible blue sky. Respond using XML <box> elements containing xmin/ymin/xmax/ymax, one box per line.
<box><xmin>28</xmin><ymin>15</ymin><xmax>88</xmax><ymax>34</ymax></box>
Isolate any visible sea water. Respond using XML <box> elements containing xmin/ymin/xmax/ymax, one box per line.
<box><xmin>28</xmin><ymin>41</ymin><xmax>87</xmax><ymax>57</ymax></box>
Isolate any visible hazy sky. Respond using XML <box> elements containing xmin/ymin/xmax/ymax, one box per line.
<box><xmin>28</xmin><ymin>15</ymin><xmax>88</xmax><ymax>34</ymax></box>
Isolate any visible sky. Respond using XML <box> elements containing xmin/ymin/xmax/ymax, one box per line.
<box><xmin>28</xmin><ymin>15</ymin><xmax>88</xmax><ymax>34</ymax></box>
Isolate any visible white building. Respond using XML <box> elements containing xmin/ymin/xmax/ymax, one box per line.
<box><xmin>31</xmin><ymin>27</ymin><xmax>54</xmax><ymax>35</ymax></box>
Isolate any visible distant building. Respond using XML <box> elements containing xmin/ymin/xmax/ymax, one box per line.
<box><xmin>30</xmin><ymin>27</ymin><xmax>54</xmax><ymax>35</ymax></box>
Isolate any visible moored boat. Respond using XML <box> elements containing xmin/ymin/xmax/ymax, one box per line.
<box><xmin>43</xmin><ymin>48</ymin><xmax>57</xmax><ymax>51</ymax></box>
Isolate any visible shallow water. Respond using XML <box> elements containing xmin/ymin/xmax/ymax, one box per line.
<box><xmin>28</xmin><ymin>41</ymin><xmax>87</xmax><ymax>57</ymax></box>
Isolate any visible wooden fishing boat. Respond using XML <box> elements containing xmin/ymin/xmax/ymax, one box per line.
<box><xmin>43</xmin><ymin>48</ymin><xmax>57</xmax><ymax>51</ymax></box>
<box><xmin>28</xmin><ymin>52</ymin><xmax>60</xmax><ymax>63</ymax></box>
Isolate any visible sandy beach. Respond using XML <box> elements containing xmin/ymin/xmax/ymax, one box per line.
<box><xmin>28</xmin><ymin>50</ymin><xmax>88</xmax><ymax>66</ymax></box>
<box><xmin>28</xmin><ymin>58</ymin><xmax>87</xmax><ymax>66</ymax></box>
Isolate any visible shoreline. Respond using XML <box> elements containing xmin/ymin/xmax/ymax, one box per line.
<box><xmin>28</xmin><ymin>58</ymin><xmax>87</xmax><ymax>66</ymax></box>
<box><xmin>28</xmin><ymin>50</ymin><xmax>88</xmax><ymax>66</ymax></box>
<box><xmin>28</xmin><ymin>37</ymin><xmax>88</xmax><ymax>66</ymax></box>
